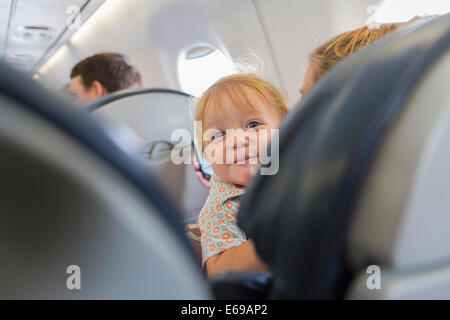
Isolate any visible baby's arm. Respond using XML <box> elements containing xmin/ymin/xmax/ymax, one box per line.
<box><xmin>206</xmin><ymin>239</ymin><xmax>269</xmax><ymax>276</ymax></box>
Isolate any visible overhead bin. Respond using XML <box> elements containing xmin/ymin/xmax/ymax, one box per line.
<box><xmin>0</xmin><ymin>64</ymin><xmax>210</xmax><ymax>299</ymax></box>
<box><xmin>86</xmin><ymin>89</ymin><xmax>209</xmax><ymax>224</ymax></box>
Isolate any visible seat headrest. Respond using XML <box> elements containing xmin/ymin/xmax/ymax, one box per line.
<box><xmin>85</xmin><ymin>88</ymin><xmax>192</xmax><ymax>112</ymax></box>
<box><xmin>85</xmin><ymin>87</ymin><xmax>210</xmax><ymax>223</ymax></box>
<box><xmin>238</xmin><ymin>14</ymin><xmax>450</xmax><ymax>299</ymax></box>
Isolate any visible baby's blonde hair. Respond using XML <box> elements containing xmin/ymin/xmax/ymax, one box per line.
<box><xmin>194</xmin><ymin>74</ymin><xmax>288</xmax><ymax>145</ymax></box>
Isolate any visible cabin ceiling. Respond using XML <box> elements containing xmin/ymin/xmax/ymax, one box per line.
<box><xmin>0</xmin><ymin>0</ymin><xmax>104</xmax><ymax>73</ymax></box>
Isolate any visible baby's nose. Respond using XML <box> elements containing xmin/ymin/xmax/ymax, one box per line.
<box><xmin>230</xmin><ymin>130</ymin><xmax>250</xmax><ymax>149</ymax></box>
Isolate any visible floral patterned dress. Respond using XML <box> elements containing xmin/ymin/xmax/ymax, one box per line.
<box><xmin>198</xmin><ymin>174</ymin><xmax>247</xmax><ymax>266</ymax></box>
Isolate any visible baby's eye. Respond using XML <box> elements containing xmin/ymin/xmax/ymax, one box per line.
<box><xmin>211</xmin><ymin>130</ymin><xmax>226</xmax><ymax>140</ymax></box>
<box><xmin>246</xmin><ymin>121</ymin><xmax>261</xmax><ymax>129</ymax></box>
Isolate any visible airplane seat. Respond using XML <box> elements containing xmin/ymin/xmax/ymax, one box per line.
<box><xmin>0</xmin><ymin>63</ymin><xmax>210</xmax><ymax>299</ymax></box>
<box><xmin>85</xmin><ymin>89</ymin><xmax>209</xmax><ymax>225</ymax></box>
<box><xmin>209</xmin><ymin>272</ymin><xmax>273</xmax><ymax>300</ymax></box>
<box><xmin>220</xmin><ymin>14</ymin><xmax>450</xmax><ymax>299</ymax></box>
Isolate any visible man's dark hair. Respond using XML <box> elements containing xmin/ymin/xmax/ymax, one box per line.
<box><xmin>70</xmin><ymin>53</ymin><xmax>142</xmax><ymax>92</ymax></box>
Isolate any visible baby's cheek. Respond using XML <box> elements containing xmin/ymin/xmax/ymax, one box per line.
<box><xmin>204</xmin><ymin>141</ymin><xmax>226</xmax><ymax>165</ymax></box>
<box><xmin>256</xmin><ymin>131</ymin><xmax>271</xmax><ymax>155</ymax></box>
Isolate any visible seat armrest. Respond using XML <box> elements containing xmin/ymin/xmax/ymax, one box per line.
<box><xmin>208</xmin><ymin>271</ymin><xmax>272</xmax><ymax>300</ymax></box>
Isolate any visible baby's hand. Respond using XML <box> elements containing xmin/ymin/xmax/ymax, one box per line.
<box><xmin>191</xmin><ymin>157</ymin><xmax>212</xmax><ymax>188</ymax></box>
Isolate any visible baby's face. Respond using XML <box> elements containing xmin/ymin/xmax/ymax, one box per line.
<box><xmin>202</xmin><ymin>88</ymin><xmax>281</xmax><ymax>186</ymax></box>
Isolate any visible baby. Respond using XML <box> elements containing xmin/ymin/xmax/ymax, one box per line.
<box><xmin>194</xmin><ymin>74</ymin><xmax>288</xmax><ymax>276</ymax></box>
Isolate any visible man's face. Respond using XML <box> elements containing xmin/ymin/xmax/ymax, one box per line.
<box><xmin>69</xmin><ymin>75</ymin><xmax>98</xmax><ymax>104</ymax></box>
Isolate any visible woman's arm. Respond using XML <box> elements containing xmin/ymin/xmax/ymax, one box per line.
<box><xmin>205</xmin><ymin>239</ymin><xmax>269</xmax><ymax>276</ymax></box>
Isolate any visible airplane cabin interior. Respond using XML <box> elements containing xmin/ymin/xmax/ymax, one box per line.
<box><xmin>0</xmin><ymin>0</ymin><xmax>450</xmax><ymax>300</ymax></box>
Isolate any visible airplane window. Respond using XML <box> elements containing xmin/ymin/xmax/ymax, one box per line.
<box><xmin>178</xmin><ymin>46</ymin><xmax>237</xmax><ymax>97</ymax></box>
<box><xmin>374</xmin><ymin>0</ymin><xmax>450</xmax><ymax>23</ymax></box>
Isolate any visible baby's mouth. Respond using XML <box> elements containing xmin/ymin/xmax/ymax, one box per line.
<box><xmin>233</xmin><ymin>153</ymin><xmax>258</xmax><ymax>164</ymax></box>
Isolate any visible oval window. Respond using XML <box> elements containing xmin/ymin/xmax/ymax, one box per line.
<box><xmin>178</xmin><ymin>46</ymin><xmax>237</xmax><ymax>97</ymax></box>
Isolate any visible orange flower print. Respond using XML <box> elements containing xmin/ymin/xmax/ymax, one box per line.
<box><xmin>217</xmin><ymin>219</ymin><xmax>225</xmax><ymax>224</ymax></box>
<box><xmin>222</xmin><ymin>232</ymin><xmax>231</xmax><ymax>240</ymax></box>
<box><xmin>226</xmin><ymin>201</ymin><xmax>233</xmax><ymax>209</ymax></box>
<box><xmin>219</xmin><ymin>248</ymin><xmax>226</xmax><ymax>253</ymax></box>
<box><xmin>209</xmin><ymin>211</ymin><xmax>215</xmax><ymax>218</ymax></box>
<box><xmin>228</xmin><ymin>190</ymin><xmax>236</xmax><ymax>196</ymax></box>
<box><xmin>215</xmin><ymin>204</ymin><xmax>223</xmax><ymax>211</ymax></box>
<box><xmin>225</xmin><ymin>212</ymin><xmax>235</xmax><ymax>219</ymax></box>
<box><xmin>206</xmin><ymin>222</ymin><xmax>211</xmax><ymax>229</ymax></box>
<box><xmin>200</xmin><ymin>228</ymin><xmax>205</xmax><ymax>235</ymax></box>
<box><xmin>215</xmin><ymin>196</ymin><xmax>221</xmax><ymax>203</ymax></box>
<box><xmin>213</xmin><ymin>226</ymin><xmax>220</xmax><ymax>234</ymax></box>
<box><xmin>218</xmin><ymin>187</ymin><xmax>226</xmax><ymax>193</ymax></box>
<box><xmin>210</xmin><ymin>244</ymin><xmax>216</xmax><ymax>252</ymax></box>
<box><xmin>229</xmin><ymin>226</ymin><xmax>236</xmax><ymax>233</ymax></box>
<box><xmin>199</xmin><ymin>211</ymin><xmax>204</xmax><ymax>218</ymax></box>
<box><xmin>201</xmin><ymin>219</ymin><xmax>206</xmax><ymax>225</ymax></box>
<box><xmin>225</xmin><ymin>238</ymin><xmax>235</xmax><ymax>244</ymax></box>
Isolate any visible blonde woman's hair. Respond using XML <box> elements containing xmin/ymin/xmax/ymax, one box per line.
<box><xmin>309</xmin><ymin>22</ymin><xmax>408</xmax><ymax>82</ymax></box>
<box><xmin>194</xmin><ymin>73</ymin><xmax>288</xmax><ymax>145</ymax></box>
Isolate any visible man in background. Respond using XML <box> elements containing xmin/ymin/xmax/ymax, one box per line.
<box><xmin>69</xmin><ymin>52</ymin><xmax>142</xmax><ymax>104</ymax></box>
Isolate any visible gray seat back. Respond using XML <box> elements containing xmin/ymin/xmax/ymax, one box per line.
<box><xmin>0</xmin><ymin>64</ymin><xmax>210</xmax><ymax>299</ymax></box>
<box><xmin>86</xmin><ymin>89</ymin><xmax>208</xmax><ymax>223</ymax></box>
<box><xmin>238</xmin><ymin>14</ymin><xmax>450</xmax><ymax>299</ymax></box>
<box><xmin>347</xmin><ymin>42</ymin><xmax>450</xmax><ymax>300</ymax></box>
